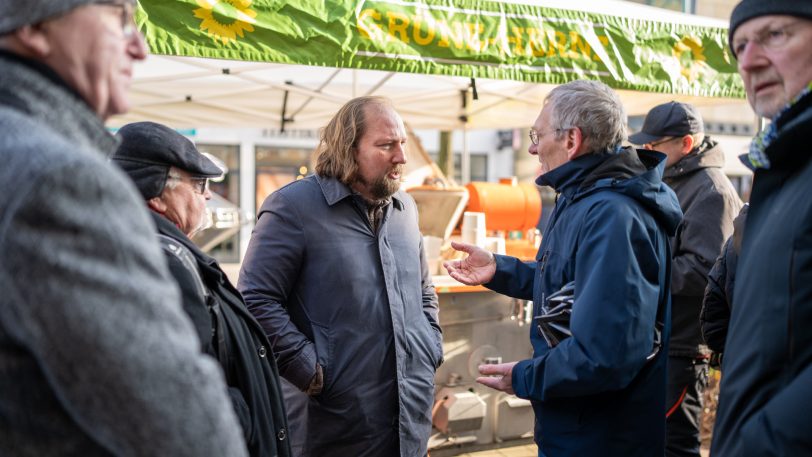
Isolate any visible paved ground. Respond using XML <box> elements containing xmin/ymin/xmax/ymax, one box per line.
<box><xmin>454</xmin><ymin>444</ymin><xmax>536</xmax><ymax>456</ymax></box>
<box><xmin>443</xmin><ymin>444</ymin><xmax>711</xmax><ymax>456</ymax></box>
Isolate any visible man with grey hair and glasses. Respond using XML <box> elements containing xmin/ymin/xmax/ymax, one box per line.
<box><xmin>0</xmin><ymin>1</ymin><xmax>246</xmax><ymax>455</ymax></box>
<box><xmin>712</xmin><ymin>1</ymin><xmax>812</xmax><ymax>455</ymax></box>
<box><xmin>445</xmin><ymin>80</ymin><xmax>682</xmax><ymax>456</ymax></box>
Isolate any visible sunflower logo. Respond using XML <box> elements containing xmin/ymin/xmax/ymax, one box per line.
<box><xmin>672</xmin><ymin>35</ymin><xmax>708</xmax><ymax>82</ymax></box>
<box><xmin>194</xmin><ymin>0</ymin><xmax>257</xmax><ymax>45</ymax></box>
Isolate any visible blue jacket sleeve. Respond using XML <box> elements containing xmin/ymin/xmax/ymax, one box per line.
<box><xmin>485</xmin><ymin>254</ymin><xmax>536</xmax><ymax>300</ymax></box>
<box><xmin>237</xmin><ymin>191</ymin><xmax>317</xmax><ymax>391</ymax></box>
<box><xmin>512</xmin><ymin>199</ymin><xmax>663</xmax><ymax>400</ymax></box>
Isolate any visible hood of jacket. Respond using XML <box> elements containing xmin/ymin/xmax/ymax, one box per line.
<box><xmin>537</xmin><ymin>147</ymin><xmax>682</xmax><ymax>236</ymax></box>
<box><xmin>664</xmin><ymin>137</ymin><xmax>725</xmax><ymax>180</ymax></box>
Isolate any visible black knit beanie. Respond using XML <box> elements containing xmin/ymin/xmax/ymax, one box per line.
<box><xmin>729</xmin><ymin>0</ymin><xmax>812</xmax><ymax>57</ymax></box>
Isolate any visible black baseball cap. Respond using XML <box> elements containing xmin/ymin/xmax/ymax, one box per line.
<box><xmin>629</xmin><ymin>101</ymin><xmax>704</xmax><ymax>145</ymax></box>
<box><xmin>112</xmin><ymin>122</ymin><xmax>223</xmax><ymax>199</ymax></box>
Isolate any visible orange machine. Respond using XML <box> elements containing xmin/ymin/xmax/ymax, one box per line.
<box><xmin>464</xmin><ymin>178</ymin><xmax>542</xmax><ymax>260</ymax></box>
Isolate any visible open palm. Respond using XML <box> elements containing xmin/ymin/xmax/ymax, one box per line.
<box><xmin>443</xmin><ymin>240</ymin><xmax>497</xmax><ymax>285</ymax></box>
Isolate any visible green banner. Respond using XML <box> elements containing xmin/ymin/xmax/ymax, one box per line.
<box><xmin>137</xmin><ymin>0</ymin><xmax>744</xmax><ymax>98</ymax></box>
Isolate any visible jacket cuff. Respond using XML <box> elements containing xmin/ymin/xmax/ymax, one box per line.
<box><xmin>511</xmin><ymin>359</ymin><xmax>534</xmax><ymax>399</ymax></box>
<box><xmin>486</xmin><ymin>254</ymin><xmax>513</xmax><ymax>294</ymax></box>
<box><xmin>284</xmin><ymin>344</ymin><xmax>318</xmax><ymax>391</ymax></box>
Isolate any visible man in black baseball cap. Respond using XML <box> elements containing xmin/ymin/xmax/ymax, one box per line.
<box><xmin>712</xmin><ymin>2</ymin><xmax>812</xmax><ymax>456</ymax></box>
<box><xmin>632</xmin><ymin>101</ymin><xmax>742</xmax><ymax>457</ymax></box>
<box><xmin>113</xmin><ymin>121</ymin><xmax>292</xmax><ymax>457</ymax></box>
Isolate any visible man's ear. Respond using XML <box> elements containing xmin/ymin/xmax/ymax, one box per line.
<box><xmin>565</xmin><ymin>127</ymin><xmax>586</xmax><ymax>160</ymax></box>
<box><xmin>680</xmin><ymin>135</ymin><xmax>695</xmax><ymax>155</ymax></box>
<box><xmin>7</xmin><ymin>23</ymin><xmax>53</xmax><ymax>58</ymax></box>
<box><xmin>147</xmin><ymin>196</ymin><xmax>167</xmax><ymax>213</ymax></box>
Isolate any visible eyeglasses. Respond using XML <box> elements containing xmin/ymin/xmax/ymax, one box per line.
<box><xmin>732</xmin><ymin>20</ymin><xmax>805</xmax><ymax>57</ymax></box>
<box><xmin>168</xmin><ymin>174</ymin><xmax>210</xmax><ymax>195</ymax></box>
<box><xmin>95</xmin><ymin>1</ymin><xmax>136</xmax><ymax>39</ymax></box>
<box><xmin>529</xmin><ymin>127</ymin><xmax>569</xmax><ymax>145</ymax></box>
<box><xmin>645</xmin><ymin>137</ymin><xmax>679</xmax><ymax>149</ymax></box>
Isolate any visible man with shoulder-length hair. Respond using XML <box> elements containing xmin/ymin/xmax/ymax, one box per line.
<box><xmin>712</xmin><ymin>1</ymin><xmax>812</xmax><ymax>455</ymax></box>
<box><xmin>445</xmin><ymin>80</ymin><xmax>682</xmax><ymax>456</ymax></box>
<box><xmin>0</xmin><ymin>1</ymin><xmax>246</xmax><ymax>455</ymax></box>
<box><xmin>238</xmin><ymin>96</ymin><xmax>443</xmax><ymax>457</ymax></box>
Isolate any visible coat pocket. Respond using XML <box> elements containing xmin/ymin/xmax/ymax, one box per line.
<box><xmin>310</xmin><ymin>322</ymin><xmax>333</xmax><ymax>392</ymax></box>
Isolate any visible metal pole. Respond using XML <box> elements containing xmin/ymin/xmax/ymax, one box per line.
<box><xmin>462</xmin><ymin>124</ymin><xmax>470</xmax><ymax>184</ymax></box>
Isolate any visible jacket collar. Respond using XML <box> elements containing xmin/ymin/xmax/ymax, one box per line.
<box><xmin>764</xmin><ymin>90</ymin><xmax>812</xmax><ymax>171</ymax></box>
<box><xmin>315</xmin><ymin>174</ymin><xmax>404</xmax><ymax>210</ymax></box>
<box><xmin>535</xmin><ymin>151</ymin><xmax>607</xmax><ymax>197</ymax></box>
<box><xmin>150</xmin><ymin>211</ymin><xmax>221</xmax><ymax>276</ymax></box>
<box><xmin>664</xmin><ymin>137</ymin><xmax>724</xmax><ymax>179</ymax></box>
<box><xmin>0</xmin><ymin>51</ymin><xmax>118</xmax><ymax>157</ymax></box>
<box><xmin>536</xmin><ymin>147</ymin><xmax>650</xmax><ymax>199</ymax></box>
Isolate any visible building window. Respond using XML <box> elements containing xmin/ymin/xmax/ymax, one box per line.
<box><xmin>196</xmin><ymin>143</ymin><xmax>240</xmax><ymax>263</ymax></box>
<box><xmin>255</xmin><ymin>146</ymin><xmax>314</xmax><ymax>212</ymax></box>
<box><xmin>429</xmin><ymin>153</ymin><xmax>489</xmax><ymax>182</ymax></box>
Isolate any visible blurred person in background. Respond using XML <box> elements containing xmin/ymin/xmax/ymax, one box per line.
<box><xmin>630</xmin><ymin>101</ymin><xmax>742</xmax><ymax>457</ymax></box>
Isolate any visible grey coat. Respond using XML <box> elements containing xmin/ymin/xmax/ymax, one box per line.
<box><xmin>0</xmin><ymin>52</ymin><xmax>247</xmax><ymax>456</ymax></box>
<box><xmin>663</xmin><ymin>138</ymin><xmax>742</xmax><ymax>356</ymax></box>
<box><xmin>238</xmin><ymin>174</ymin><xmax>442</xmax><ymax>457</ymax></box>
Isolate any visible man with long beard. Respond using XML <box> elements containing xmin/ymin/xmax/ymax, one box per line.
<box><xmin>238</xmin><ymin>96</ymin><xmax>443</xmax><ymax>457</ymax></box>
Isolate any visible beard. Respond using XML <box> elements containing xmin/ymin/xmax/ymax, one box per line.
<box><xmin>355</xmin><ymin>165</ymin><xmax>403</xmax><ymax>200</ymax></box>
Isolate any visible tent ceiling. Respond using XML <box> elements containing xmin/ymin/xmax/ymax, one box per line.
<box><xmin>112</xmin><ymin>54</ymin><xmax>747</xmax><ymax>131</ymax></box>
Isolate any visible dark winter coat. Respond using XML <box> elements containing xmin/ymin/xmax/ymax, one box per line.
<box><xmin>152</xmin><ymin>214</ymin><xmax>291</xmax><ymax>457</ymax></box>
<box><xmin>238</xmin><ymin>174</ymin><xmax>442</xmax><ymax>457</ymax></box>
<box><xmin>664</xmin><ymin>138</ymin><xmax>742</xmax><ymax>356</ymax></box>
<box><xmin>700</xmin><ymin>204</ymin><xmax>748</xmax><ymax>355</ymax></box>
<box><xmin>0</xmin><ymin>51</ymin><xmax>246</xmax><ymax>455</ymax></box>
<box><xmin>711</xmin><ymin>92</ymin><xmax>812</xmax><ymax>456</ymax></box>
<box><xmin>487</xmin><ymin>148</ymin><xmax>682</xmax><ymax>456</ymax></box>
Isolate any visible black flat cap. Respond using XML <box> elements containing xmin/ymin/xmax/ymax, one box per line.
<box><xmin>629</xmin><ymin>101</ymin><xmax>704</xmax><ymax>145</ymax></box>
<box><xmin>112</xmin><ymin>121</ymin><xmax>222</xmax><ymax>199</ymax></box>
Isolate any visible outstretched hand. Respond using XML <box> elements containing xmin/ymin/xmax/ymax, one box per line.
<box><xmin>442</xmin><ymin>240</ymin><xmax>497</xmax><ymax>286</ymax></box>
<box><xmin>476</xmin><ymin>361</ymin><xmax>518</xmax><ymax>394</ymax></box>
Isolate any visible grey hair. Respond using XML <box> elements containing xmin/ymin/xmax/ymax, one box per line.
<box><xmin>544</xmin><ymin>80</ymin><xmax>627</xmax><ymax>153</ymax></box>
<box><xmin>163</xmin><ymin>167</ymin><xmax>182</xmax><ymax>191</ymax></box>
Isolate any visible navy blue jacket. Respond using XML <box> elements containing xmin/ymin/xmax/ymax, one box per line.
<box><xmin>711</xmin><ymin>92</ymin><xmax>812</xmax><ymax>456</ymax></box>
<box><xmin>487</xmin><ymin>148</ymin><xmax>682</xmax><ymax>456</ymax></box>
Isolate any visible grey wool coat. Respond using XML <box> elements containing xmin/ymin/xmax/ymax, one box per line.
<box><xmin>238</xmin><ymin>174</ymin><xmax>443</xmax><ymax>457</ymax></box>
<box><xmin>0</xmin><ymin>51</ymin><xmax>247</xmax><ymax>456</ymax></box>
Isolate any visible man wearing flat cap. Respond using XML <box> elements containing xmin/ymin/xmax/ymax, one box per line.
<box><xmin>630</xmin><ymin>102</ymin><xmax>741</xmax><ymax>457</ymax></box>
<box><xmin>113</xmin><ymin>121</ymin><xmax>292</xmax><ymax>457</ymax></box>
<box><xmin>712</xmin><ymin>1</ymin><xmax>812</xmax><ymax>455</ymax></box>
<box><xmin>0</xmin><ymin>2</ymin><xmax>247</xmax><ymax>456</ymax></box>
